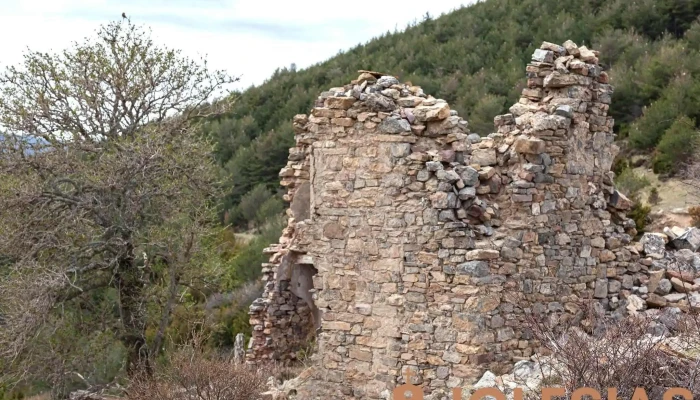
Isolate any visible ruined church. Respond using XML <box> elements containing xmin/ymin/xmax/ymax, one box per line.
<box><xmin>246</xmin><ymin>40</ymin><xmax>699</xmax><ymax>399</ymax></box>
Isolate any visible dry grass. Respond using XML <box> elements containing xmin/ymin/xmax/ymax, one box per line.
<box><xmin>634</xmin><ymin>167</ymin><xmax>699</xmax><ymax>212</ymax></box>
<box><xmin>26</xmin><ymin>395</ymin><xmax>50</xmax><ymax>400</ymax></box>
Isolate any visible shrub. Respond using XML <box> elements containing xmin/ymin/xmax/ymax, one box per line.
<box><xmin>629</xmin><ymin>97</ymin><xmax>682</xmax><ymax>150</ymax></box>
<box><xmin>689</xmin><ymin>206</ymin><xmax>700</xmax><ymax>227</ymax></box>
<box><xmin>653</xmin><ymin>115</ymin><xmax>699</xmax><ymax>175</ymax></box>
<box><xmin>628</xmin><ymin>202</ymin><xmax>652</xmax><ymax>233</ymax></box>
<box><xmin>126</xmin><ymin>341</ymin><xmax>269</xmax><ymax>400</ymax></box>
<box><xmin>614</xmin><ymin>168</ymin><xmax>650</xmax><ymax>197</ymax></box>
<box><xmin>208</xmin><ymin>281</ymin><xmax>263</xmax><ymax>348</ymax></box>
<box><xmin>224</xmin><ymin>217</ymin><xmax>285</xmax><ymax>288</ymax></box>
<box><xmin>612</xmin><ymin>157</ymin><xmax>630</xmax><ymax>176</ymax></box>
<box><xmin>234</xmin><ymin>184</ymin><xmax>274</xmax><ymax>229</ymax></box>
<box><xmin>528</xmin><ymin>304</ymin><xmax>700</xmax><ymax>399</ymax></box>
<box><xmin>255</xmin><ymin>195</ymin><xmax>285</xmax><ymax>228</ymax></box>
<box><xmin>648</xmin><ymin>187</ymin><xmax>660</xmax><ymax>205</ymax></box>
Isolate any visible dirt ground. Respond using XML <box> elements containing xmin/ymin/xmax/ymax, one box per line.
<box><xmin>634</xmin><ymin>167</ymin><xmax>700</xmax><ymax>231</ymax></box>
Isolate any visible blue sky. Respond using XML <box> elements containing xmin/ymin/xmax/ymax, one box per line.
<box><xmin>0</xmin><ymin>0</ymin><xmax>472</xmax><ymax>88</ymax></box>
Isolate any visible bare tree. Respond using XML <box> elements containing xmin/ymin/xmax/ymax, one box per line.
<box><xmin>0</xmin><ymin>19</ymin><xmax>236</xmax><ymax>391</ymax></box>
<box><xmin>126</xmin><ymin>335</ymin><xmax>269</xmax><ymax>400</ymax></box>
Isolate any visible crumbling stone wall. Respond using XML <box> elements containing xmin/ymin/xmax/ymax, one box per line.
<box><xmin>248</xmin><ymin>41</ymin><xmax>700</xmax><ymax>399</ymax></box>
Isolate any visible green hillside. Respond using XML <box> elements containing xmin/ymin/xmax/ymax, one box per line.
<box><xmin>205</xmin><ymin>0</ymin><xmax>700</xmax><ymax>230</ymax></box>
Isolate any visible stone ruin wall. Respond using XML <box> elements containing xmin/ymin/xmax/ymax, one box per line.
<box><xmin>247</xmin><ymin>41</ymin><xmax>700</xmax><ymax>399</ymax></box>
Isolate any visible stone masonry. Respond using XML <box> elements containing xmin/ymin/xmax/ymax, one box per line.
<box><xmin>248</xmin><ymin>41</ymin><xmax>700</xmax><ymax>399</ymax></box>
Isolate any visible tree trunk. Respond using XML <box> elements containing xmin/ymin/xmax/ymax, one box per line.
<box><xmin>149</xmin><ymin>265</ymin><xmax>179</xmax><ymax>363</ymax></box>
<box><xmin>116</xmin><ymin>251</ymin><xmax>151</xmax><ymax>378</ymax></box>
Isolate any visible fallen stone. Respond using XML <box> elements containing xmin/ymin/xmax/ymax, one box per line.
<box><xmin>689</xmin><ymin>293</ymin><xmax>700</xmax><ymax>308</ymax></box>
<box><xmin>671</xmin><ymin>227</ymin><xmax>700</xmax><ymax>252</ymax></box>
<box><xmin>658</xmin><ymin>307</ymin><xmax>681</xmax><ymax>331</ymax></box>
<box><xmin>474</xmin><ymin>371</ymin><xmax>497</xmax><ymax>388</ymax></box>
<box><xmin>608</xmin><ymin>190</ymin><xmax>632</xmax><ymax>210</ymax></box>
<box><xmin>512</xmin><ymin>360</ymin><xmax>539</xmax><ymax>382</ymax></box>
<box><xmin>664</xmin><ymin>226</ymin><xmax>684</xmax><ymax>240</ymax></box>
<box><xmin>666</xmin><ymin>270</ymin><xmax>695</xmax><ymax>283</ymax></box>
<box><xmin>655</xmin><ymin>279</ymin><xmax>672</xmax><ymax>295</ymax></box>
<box><xmin>664</xmin><ymin>293</ymin><xmax>687</xmax><ymax>303</ymax></box>
<box><xmin>670</xmin><ymin>277</ymin><xmax>692</xmax><ymax>293</ymax></box>
<box><xmin>646</xmin><ymin>293</ymin><xmax>667</xmax><ymax>308</ymax></box>
<box><xmin>626</xmin><ymin>294</ymin><xmax>645</xmax><ymax>313</ymax></box>
<box><xmin>672</xmin><ymin>248</ymin><xmax>700</xmax><ymax>277</ymax></box>
<box><xmin>640</xmin><ymin>233</ymin><xmax>667</xmax><ymax>259</ymax></box>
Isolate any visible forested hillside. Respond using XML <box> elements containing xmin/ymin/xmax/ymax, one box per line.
<box><xmin>206</xmin><ymin>0</ymin><xmax>700</xmax><ymax>232</ymax></box>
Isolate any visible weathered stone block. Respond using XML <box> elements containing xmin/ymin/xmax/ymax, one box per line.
<box><xmin>413</xmin><ymin>103</ymin><xmax>450</xmax><ymax>122</ymax></box>
<box><xmin>325</xmin><ymin>96</ymin><xmax>357</xmax><ymax>109</ymax></box>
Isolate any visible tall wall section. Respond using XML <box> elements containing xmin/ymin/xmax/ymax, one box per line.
<box><xmin>248</xmin><ymin>42</ymin><xmax>656</xmax><ymax>399</ymax></box>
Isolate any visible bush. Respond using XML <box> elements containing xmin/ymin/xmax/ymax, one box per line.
<box><xmin>653</xmin><ymin>115</ymin><xmax>699</xmax><ymax>175</ymax></box>
<box><xmin>255</xmin><ymin>196</ymin><xmax>285</xmax><ymax>228</ymax></box>
<box><xmin>629</xmin><ymin>202</ymin><xmax>652</xmax><ymax>233</ymax></box>
<box><xmin>614</xmin><ymin>168</ymin><xmax>650</xmax><ymax>197</ymax></box>
<box><xmin>612</xmin><ymin>157</ymin><xmax>630</xmax><ymax>176</ymax></box>
<box><xmin>208</xmin><ymin>281</ymin><xmax>263</xmax><ymax>348</ymax></box>
<box><xmin>689</xmin><ymin>206</ymin><xmax>700</xmax><ymax>228</ymax></box>
<box><xmin>234</xmin><ymin>184</ymin><xmax>274</xmax><ymax>229</ymax></box>
<box><xmin>224</xmin><ymin>217</ymin><xmax>285</xmax><ymax>288</ymax></box>
<box><xmin>648</xmin><ymin>187</ymin><xmax>660</xmax><ymax>205</ymax></box>
<box><xmin>528</xmin><ymin>304</ymin><xmax>700</xmax><ymax>399</ymax></box>
<box><xmin>127</xmin><ymin>341</ymin><xmax>269</xmax><ymax>400</ymax></box>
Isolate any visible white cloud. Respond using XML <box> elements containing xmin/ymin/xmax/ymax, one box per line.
<box><xmin>0</xmin><ymin>0</ymin><xmax>472</xmax><ymax>89</ymax></box>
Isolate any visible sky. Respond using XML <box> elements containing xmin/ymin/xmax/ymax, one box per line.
<box><xmin>0</xmin><ymin>0</ymin><xmax>474</xmax><ymax>89</ymax></box>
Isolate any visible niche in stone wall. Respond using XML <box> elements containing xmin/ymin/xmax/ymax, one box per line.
<box><xmin>290</xmin><ymin>260</ymin><xmax>320</xmax><ymax>331</ymax></box>
<box><xmin>276</xmin><ymin>252</ymin><xmax>320</xmax><ymax>352</ymax></box>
